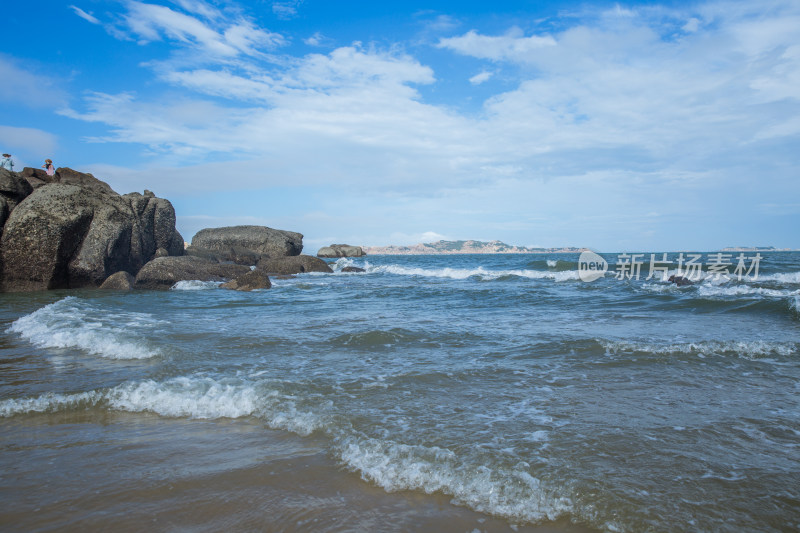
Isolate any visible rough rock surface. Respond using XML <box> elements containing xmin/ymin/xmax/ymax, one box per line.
<box><xmin>220</xmin><ymin>269</ymin><xmax>272</xmax><ymax>291</ymax></box>
<box><xmin>0</xmin><ymin>168</ymin><xmax>184</xmax><ymax>292</ymax></box>
<box><xmin>668</xmin><ymin>274</ymin><xmax>693</xmax><ymax>286</ymax></box>
<box><xmin>99</xmin><ymin>271</ymin><xmax>136</xmax><ymax>290</ymax></box>
<box><xmin>317</xmin><ymin>244</ymin><xmax>366</xmax><ymax>258</ymax></box>
<box><xmin>256</xmin><ymin>255</ymin><xmax>333</xmax><ymax>275</ymax></box>
<box><xmin>135</xmin><ymin>256</ymin><xmax>250</xmax><ymax>290</ymax></box>
<box><xmin>0</xmin><ymin>168</ymin><xmax>33</xmax><ymax>213</ymax></box>
<box><xmin>341</xmin><ymin>266</ymin><xmax>366</xmax><ymax>273</ymax></box>
<box><xmin>188</xmin><ymin>225</ymin><xmax>303</xmax><ymax>265</ymax></box>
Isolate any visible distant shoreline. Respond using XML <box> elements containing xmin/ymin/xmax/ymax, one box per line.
<box><xmin>361</xmin><ymin>241</ymin><xmax>797</xmax><ymax>256</ymax></box>
<box><xmin>362</xmin><ymin>240</ymin><xmax>588</xmax><ymax>256</ymax></box>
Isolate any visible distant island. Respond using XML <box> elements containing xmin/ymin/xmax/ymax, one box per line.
<box><xmin>363</xmin><ymin>240</ymin><xmax>588</xmax><ymax>255</ymax></box>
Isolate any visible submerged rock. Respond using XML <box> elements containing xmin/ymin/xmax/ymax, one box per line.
<box><xmin>188</xmin><ymin>225</ymin><xmax>303</xmax><ymax>265</ymax></box>
<box><xmin>135</xmin><ymin>256</ymin><xmax>250</xmax><ymax>290</ymax></box>
<box><xmin>317</xmin><ymin>244</ymin><xmax>366</xmax><ymax>258</ymax></box>
<box><xmin>341</xmin><ymin>266</ymin><xmax>366</xmax><ymax>273</ymax></box>
<box><xmin>668</xmin><ymin>275</ymin><xmax>693</xmax><ymax>286</ymax></box>
<box><xmin>256</xmin><ymin>255</ymin><xmax>333</xmax><ymax>275</ymax></box>
<box><xmin>220</xmin><ymin>269</ymin><xmax>272</xmax><ymax>291</ymax></box>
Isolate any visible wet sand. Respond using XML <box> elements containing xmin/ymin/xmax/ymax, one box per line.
<box><xmin>0</xmin><ymin>410</ymin><xmax>595</xmax><ymax>532</ymax></box>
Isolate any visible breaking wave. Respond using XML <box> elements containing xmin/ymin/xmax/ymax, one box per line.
<box><xmin>369</xmin><ymin>264</ymin><xmax>581</xmax><ymax>282</ymax></box>
<box><xmin>8</xmin><ymin>297</ymin><xmax>161</xmax><ymax>359</ymax></box>
<box><xmin>171</xmin><ymin>280</ymin><xmax>223</xmax><ymax>290</ymax></box>
<box><xmin>598</xmin><ymin>339</ymin><xmax>797</xmax><ymax>359</ymax></box>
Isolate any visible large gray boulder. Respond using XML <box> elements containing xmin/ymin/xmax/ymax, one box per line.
<box><xmin>0</xmin><ymin>170</ymin><xmax>184</xmax><ymax>292</ymax></box>
<box><xmin>134</xmin><ymin>256</ymin><xmax>250</xmax><ymax>290</ymax></box>
<box><xmin>256</xmin><ymin>255</ymin><xmax>333</xmax><ymax>275</ymax></box>
<box><xmin>99</xmin><ymin>271</ymin><xmax>135</xmax><ymax>291</ymax></box>
<box><xmin>0</xmin><ymin>168</ymin><xmax>33</xmax><ymax>212</ymax></box>
<box><xmin>317</xmin><ymin>244</ymin><xmax>366</xmax><ymax>258</ymax></box>
<box><xmin>188</xmin><ymin>225</ymin><xmax>303</xmax><ymax>265</ymax></box>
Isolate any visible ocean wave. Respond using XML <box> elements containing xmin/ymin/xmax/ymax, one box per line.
<box><xmin>696</xmin><ymin>284</ymin><xmax>800</xmax><ymax>299</ymax></box>
<box><xmin>1</xmin><ymin>376</ymin><xmax>328</xmax><ymax>436</ymax></box>
<box><xmin>757</xmin><ymin>271</ymin><xmax>800</xmax><ymax>284</ymax></box>
<box><xmin>8</xmin><ymin>297</ymin><xmax>161</xmax><ymax>360</ymax></box>
<box><xmin>0</xmin><ymin>390</ymin><xmax>103</xmax><ymax>417</ymax></box>
<box><xmin>107</xmin><ymin>377</ymin><xmax>260</xmax><ymax>419</ymax></box>
<box><xmin>336</xmin><ymin>435</ymin><xmax>572</xmax><ymax>524</ymax></box>
<box><xmin>170</xmin><ymin>280</ymin><xmax>223</xmax><ymax>290</ymax></box>
<box><xmin>599</xmin><ymin>339</ymin><xmax>797</xmax><ymax>359</ymax></box>
<box><xmin>371</xmin><ymin>264</ymin><xmax>581</xmax><ymax>282</ymax></box>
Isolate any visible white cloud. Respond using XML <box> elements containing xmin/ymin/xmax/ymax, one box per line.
<box><xmin>437</xmin><ymin>27</ymin><xmax>556</xmax><ymax>62</ymax></box>
<box><xmin>119</xmin><ymin>1</ymin><xmax>285</xmax><ymax>56</ymax></box>
<box><xmin>304</xmin><ymin>32</ymin><xmax>327</xmax><ymax>46</ymax></box>
<box><xmin>469</xmin><ymin>70</ymin><xmax>493</xmax><ymax>85</ymax></box>
<box><xmin>70</xmin><ymin>5</ymin><xmax>100</xmax><ymax>24</ymax></box>
<box><xmin>272</xmin><ymin>0</ymin><xmax>302</xmax><ymax>20</ymax></box>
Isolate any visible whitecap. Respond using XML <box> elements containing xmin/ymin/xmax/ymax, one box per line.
<box><xmin>0</xmin><ymin>390</ymin><xmax>103</xmax><ymax>417</ymax></box>
<box><xmin>8</xmin><ymin>297</ymin><xmax>161</xmax><ymax>359</ymax></box>
<box><xmin>107</xmin><ymin>377</ymin><xmax>259</xmax><ymax>419</ymax></box>
<box><xmin>336</xmin><ymin>435</ymin><xmax>573</xmax><ymax>524</ymax></box>
<box><xmin>372</xmin><ymin>264</ymin><xmax>581</xmax><ymax>282</ymax></box>
<box><xmin>170</xmin><ymin>280</ymin><xmax>223</xmax><ymax>291</ymax></box>
<box><xmin>599</xmin><ymin>339</ymin><xmax>797</xmax><ymax>359</ymax></box>
<box><xmin>697</xmin><ymin>285</ymin><xmax>799</xmax><ymax>299</ymax></box>
<box><xmin>546</xmin><ymin>260</ymin><xmax>558</xmax><ymax>268</ymax></box>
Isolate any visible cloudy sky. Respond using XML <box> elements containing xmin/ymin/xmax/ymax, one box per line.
<box><xmin>1</xmin><ymin>0</ymin><xmax>798</xmax><ymax>252</ymax></box>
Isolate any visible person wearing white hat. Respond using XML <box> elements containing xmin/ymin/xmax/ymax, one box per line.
<box><xmin>0</xmin><ymin>153</ymin><xmax>13</xmax><ymax>171</ymax></box>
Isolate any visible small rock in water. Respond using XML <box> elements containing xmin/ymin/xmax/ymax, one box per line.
<box><xmin>668</xmin><ymin>274</ymin><xmax>693</xmax><ymax>286</ymax></box>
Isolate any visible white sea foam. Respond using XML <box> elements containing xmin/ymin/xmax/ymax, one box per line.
<box><xmin>546</xmin><ymin>260</ymin><xmax>558</xmax><ymax>268</ymax></box>
<box><xmin>600</xmin><ymin>339</ymin><xmax>797</xmax><ymax>358</ymax></box>
<box><xmin>371</xmin><ymin>264</ymin><xmax>581</xmax><ymax>282</ymax></box>
<box><xmin>337</xmin><ymin>436</ymin><xmax>572</xmax><ymax>524</ymax></box>
<box><xmin>757</xmin><ymin>271</ymin><xmax>800</xmax><ymax>284</ymax></box>
<box><xmin>0</xmin><ymin>390</ymin><xmax>102</xmax><ymax>417</ymax></box>
<box><xmin>108</xmin><ymin>377</ymin><xmax>260</xmax><ymax>419</ymax></box>
<box><xmin>170</xmin><ymin>280</ymin><xmax>222</xmax><ymax>290</ymax></box>
<box><xmin>8</xmin><ymin>297</ymin><xmax>161</xmax><ymax>359</ymax></box>
<box><xmin>697</xmin><ymin>284</ymin><xmax>800</xmax><ymax>299</ymax></box>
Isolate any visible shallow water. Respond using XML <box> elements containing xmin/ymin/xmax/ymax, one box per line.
<box><xmin>2</xmin><ymin>252</ymin><xmax>799</xmax><ymax>531</ymax></box>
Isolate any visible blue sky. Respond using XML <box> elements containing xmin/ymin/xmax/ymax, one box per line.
<box><xmin>1</xmin><ymin>0</ymin><xmax>798</xmax><ymax>252</ymax></box>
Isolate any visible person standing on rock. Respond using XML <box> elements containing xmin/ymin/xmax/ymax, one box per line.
<box><xmin>1</xmin><ymin>153</ymin><xmax>13</xmax><ymax>171</ymax></box>
<box><xmin>42</xmin><ymin>158</ymin><xmax>56</xmax><ymax>176</ymax></box>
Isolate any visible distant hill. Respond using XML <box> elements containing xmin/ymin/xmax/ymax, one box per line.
<box><xmin>363</xmin><ymin>240</ymin><xmax>587</xmax><ymax>255</ymax></box>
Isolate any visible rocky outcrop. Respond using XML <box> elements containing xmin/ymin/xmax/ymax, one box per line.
<box><xmin>341</xmin><ymin>266</ymin><xmax>366</xmax><ymax>273</ymax></box>
<box><xmin>220</xmin><ymin>269</ymin><xmax>272</xmax><ymax>291</ymax></box>
<box><xmin>668</xmin><ymin>275</ymin><xmax>693</xmax><ymax>286</ymax></box>
<box><xmin>0</xmin><ymin>168</ymin><xmax>184</xmax><ymax>292</ymax></box>
<box><xmin>1</xmin><ymin>168</ymin><xmax>34</xmax><ymax>213</ymax></box>
<box><xmin>317</xmin><ymin>244</ymin><xmax>366</xmax><ymax>258</ymax></box>
<box><xmin>134</xmin><ymin>256</ymin><xmax>250</xmax><ymax>290</ymax></box>
<box><xmin>187</xmin><ymin>225</ymin><xmax>303</xmax><ymax>265</ymax></box>
<box><xmin>256</xmin><ymin>255</ymin><xmax>333</xmax><ymax>275</ymax></box>
<box><xmin>99</xmin><ymin>271</ymin><xmax>136</xmax><ymax>291</ymax></box>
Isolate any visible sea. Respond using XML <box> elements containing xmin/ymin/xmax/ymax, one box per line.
<box><xmin>1</xmin><ymin>252</ymin><xmax>799</xmax><ymax>532</ymax></box>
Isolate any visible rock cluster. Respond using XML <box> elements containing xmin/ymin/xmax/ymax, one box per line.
<box><xmin>0</xmin><ymin>166</ymin><xmax>339</xmax><ymax>292</ymax></box>
<box><xmin>1</xmin><ymin>167</ymin><xmax>183</xmax><ymax>292</ymax></box>
<box><xmin>317</xmin><ymin>244</ymin><xmax>366</xmax><ymax>258</ymax></box>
